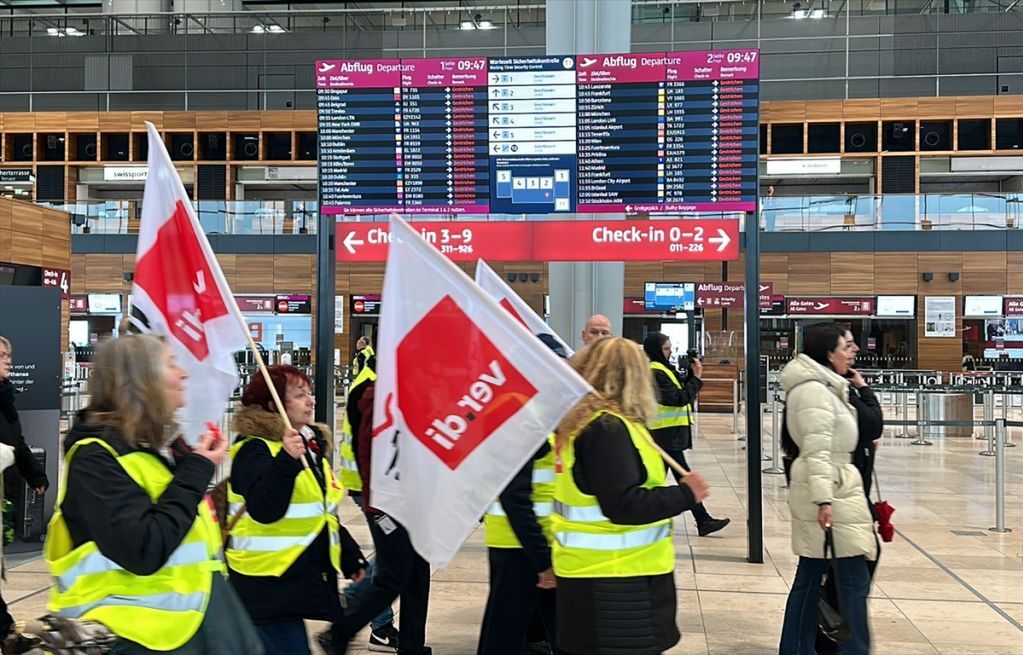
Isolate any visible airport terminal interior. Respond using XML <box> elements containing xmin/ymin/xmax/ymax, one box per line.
<box><xmin>1</xmin><ymin>0</ymin><xmax>1023</xmax><ymax>653</ymax></box>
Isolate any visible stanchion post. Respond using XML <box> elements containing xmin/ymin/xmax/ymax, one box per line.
<box><xmin>1002</xmin><ymin>392</ymin><xmax>1016</xmax><ymax>448</ymax></box>
<box><xmin>980</xmin><ymin>391</ymin><xmax>996</xmax><ymax>456</ymax></box>
<box><xmin>895</xmin><ymin>390</ymin><xmax>913</xmax><ymax>439</ymax></box>
<box><xmin>764</xmin><ymin>389</ymin><xmax>785</xmax><ymax>474</ymax></box>
<box><xmin>990</xmin><ymin>419</ymin><xmax>1012</xmax><ymax>533</ymax></box>
<box><xmin>912</xmin><ymin>387</ymin><xmax>933</xmax><ymax>446</ymax></box>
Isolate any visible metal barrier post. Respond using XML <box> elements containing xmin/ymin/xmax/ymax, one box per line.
<box><xmin>1002</xmin><ymin>393</ymin><xmax>1016</xmax><ymax>448</ymax></box>
<box><xmin>895</xmin><ymin>390</ymin><xmax>913</xmax><ymax>439</ymax></box>
<box><xmin>990</xmin><ymin>419</ymin><xmax>1012</xmax><ymax>533</ymax></box>
<box><xmin>763</xmin><ymin>389</ymin><xmax>785</xmax><ymax>474</ymax></box>
<box><xmin>980</xmin><ymin>391</ymin><xmax>997</xmax><ymax>456</ymax></box>
<box><xmin>911</xmin><ymin>387</ymin><xmax>933</xmax><ymax>446</ymax></box>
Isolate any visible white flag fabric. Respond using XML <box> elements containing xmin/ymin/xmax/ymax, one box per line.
<box><xmin>371</xmin><ymin>216</ymin><xmax>592</xmax><ymax>568</ymax></box>
<box><xmin>475</xmin><ymin>260</ymin><xmax>574</xmax><ymax>356</ymax></box>
<box><xmin>131</xmin><ymin>122</ymin><xmax>248</xmax><ymax>445</ymax></box>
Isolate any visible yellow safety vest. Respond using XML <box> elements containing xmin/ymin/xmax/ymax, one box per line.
<box><xmin>226</xmin><ymin>436</ymin><xmax>344</xmax><ymax>577</ymax></box>
<box><xmin>340</xmin><ymin>366</ymin><xmax>377</xmax><ymax>492</ymax></box>
<box><xmin>484</xmin><ymin>437</ymin><xmax>556</xmax><ymax>549</ymax></box>
<box><xmin>44</xmin><ymin>438</ymin><xmax>224</xmax><ymax>651</ymax></box>
<box><xmin>351</xmin><ymin>344</ymin><xmax>375</xmax><ymax>378</ymax></box>
<box><xmin>649</xmin><ymin>361</ymin><xmax>692</xmax><ymax>430</ymax></box>
<box><xmin>552</xmin><ymin>411</ymin><xmax>674</xmax><ymax>578</ymax></box>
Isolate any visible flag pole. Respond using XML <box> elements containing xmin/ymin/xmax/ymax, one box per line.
<box><xmin>641</xmin><ymin>433</ymin><xmax>690</xmax><ymax>480</ymax></box>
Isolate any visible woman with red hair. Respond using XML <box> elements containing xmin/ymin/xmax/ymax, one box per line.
<box><xmin>225</xmin><ymin>365</ymin><xmax>367</xmax><ymax>655</ymax></box>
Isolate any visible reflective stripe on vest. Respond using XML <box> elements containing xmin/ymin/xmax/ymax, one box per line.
<box><xmin>44</xmin><ymin>438</ymin><xmax>221</xmax><ymax>651</ymax></box>
<box><xmin>483</xmin><ymin>439</ymin><xmax>556</xmax><ymax>549</ymax></box>
<box><xmin>226</xmin><ymin>436</ymin><xmax>344</xmax><ymax>577</ymax></box>
<box><xmin>551</xmin><ymin>411</ymin><xmax>674</xmax><ymax>579</ymax></box>
<box><xmin>554</xmin><ymin>523</ymin><xmax>672</xmax><ymax>551</ymax></box>
<box><xmin>340</xmin><ymin>367</ymin><xmax>377</xmax><ymax>493</ymax></box>
<box><xmin>650</xmin><ymin>362</ymin><xmax>692</xmax><ymax>429</ymax></box>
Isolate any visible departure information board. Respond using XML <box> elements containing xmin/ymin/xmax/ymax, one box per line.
<box><xmin>316</xmin><ymin>50</ymin><xmax>758</xmax><ymax>216</ymax></box>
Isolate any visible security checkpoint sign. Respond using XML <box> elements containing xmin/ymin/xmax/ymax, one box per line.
<box><xmin>337</xmin><ymin>218</ymin><xmax>740</xmax><ymax>263</ymax></box>
<box><xmin>337</xmin><ymin>221</ymin><xmax>533</xmax><ymax>263</ymax></box>
<box><xmin>531</xmin><ymin>219</ymin><xmax>739</xmax><ymax>262</ymax></box>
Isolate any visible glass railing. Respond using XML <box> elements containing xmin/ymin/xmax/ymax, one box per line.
<box><xmin>50</xmin><ymin>201</ymin><xmax>318</xmax><ymax>235</ymax></box>
<box><xmin>760</xmin><ymin>194</ymin><xmax>1023</xmax><ymax>232</ymax></box>
<box><xmin>50</xmin><ymin>194</ymin><xmax>1023</xmax><ymax>235</ymax></box>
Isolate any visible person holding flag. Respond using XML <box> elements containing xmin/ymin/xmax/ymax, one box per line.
<box><xmin>44</xmin><ymin>335</ymin><xmax>264</xmax><ymax>655</ymax></box>
<box><xmin>225</xmin><ymin>364</ymin><xmax>370</xmax><ymax>655</ymax></box>
<box><xmin>552</xmin><ymin>337</ymin><xmax>711</xmax><ymax>655</ymax></box>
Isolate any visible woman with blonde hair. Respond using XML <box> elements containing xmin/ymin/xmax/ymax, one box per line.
<box><xmin>551</xmin><ymin>337</ymin><xmax>710</xmax><ymax>655</ymax></box>
<box><xmin>44</xmin><ymin>334</ymin><xmax>263</xmax><ymax>654</ymax></box>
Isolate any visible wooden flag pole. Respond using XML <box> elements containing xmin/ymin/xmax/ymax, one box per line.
<box><xmin>641</xmin><ymin>433</ymin><xmax>690</xmax><ymax>480</ymax></box>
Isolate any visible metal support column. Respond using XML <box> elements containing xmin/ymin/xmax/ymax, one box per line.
<box><xmin>744</xmin><ymin>214</ymin><xmax>763</xmax><ymax>562</ymax></box>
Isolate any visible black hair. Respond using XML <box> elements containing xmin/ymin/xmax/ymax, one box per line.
<box><xmin>642</xmin><ymin>332</ymin><xmax>671</xmax><ymax>368</ymax></box>
<box><xmin>801</xmin><ymin>322</ymin><xmax>846</xmax><ymax>371</ymax></box>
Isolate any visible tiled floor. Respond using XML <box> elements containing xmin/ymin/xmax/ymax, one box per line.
<box><xmin>6</xmin><ymin>410</ymin><xmax>1023</xmax><ymax>654</ymax></box>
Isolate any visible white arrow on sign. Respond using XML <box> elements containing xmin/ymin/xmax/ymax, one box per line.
<box><xmin>342</xmin><ymin>231</ymin><xmax>365</xmax><ymax>254</ymax></box>
<box><xmin>708</xmin><ymin>228</ymin><xmax>731</xmax><ymax>253</ymax></box>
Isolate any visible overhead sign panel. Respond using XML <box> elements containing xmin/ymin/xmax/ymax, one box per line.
<box><xmin>315</xmin><ymin>50</ymin><xmax>759</xmax><ymax>216</ymax></box>
<box><xmin>786</xmin><ymin>297</ymin><xmax>874</xmax><ymax>316</ymax></box>
<box><xmin>336</xmin><ymin>219</ymin><xmax>739</xmax><ymax>263</ymax></box>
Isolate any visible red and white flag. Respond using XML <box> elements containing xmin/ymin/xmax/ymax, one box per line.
<box><xmin>130</xmin><ymin>122</ymin><xmax>248</xmax><ymax>445</ymax></box>
<box><xmin>475</xmin><ymin>260</ymin><xmax>573</xmax><ymax>356</ymax></box>
<box><xmin>371</xmin><ymin>216</ymin><xmax>591</xmax><ymax>568</ymax></box>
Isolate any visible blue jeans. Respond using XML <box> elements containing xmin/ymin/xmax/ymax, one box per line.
<box><xmin>346</xmin><ymin>494</ymin><xmax>395</xmax><ymax>631</ymax></box>
<box><xmin>256</xmin><ymin>619</ymin><xmax>310</xmax><ymax>655</ymax></box>
<box><xmin>780</xmin><ymin>555</ymin><xmax>871</xmax><ymax>655</ymax></box>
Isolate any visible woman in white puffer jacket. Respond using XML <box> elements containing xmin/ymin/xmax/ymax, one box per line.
<box><xmin>778</xmin><ymin>322</ymin><xmax>877</xmax><ymax>655</ymax></box>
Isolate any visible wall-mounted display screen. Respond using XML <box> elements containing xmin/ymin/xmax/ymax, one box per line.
<box><xmin>644</xmin><ymin>282</ymin><xmax>695</xmax><ymax>311</ymax></box>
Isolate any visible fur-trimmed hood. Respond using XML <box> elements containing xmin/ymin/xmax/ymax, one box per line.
<box><xmin>231</xmin><ymin>404</ymin><xmax>333</xmax><ymax>450</ymax></box>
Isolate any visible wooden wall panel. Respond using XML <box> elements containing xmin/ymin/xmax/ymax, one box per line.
<box><xmin>917</xmin><ymin>253</ymin><xmax>963</xmax><ymax>294</ymax></box>
<box><xmin>83</xmin><ymin>254</ymin><xmax>124</xmax><ymax>292</ymax></box>
<box><xmin>830</xmin><ymin>253</ymin><xmax>874</xmax><ymax>295</ymax></box>
<box><xmin>787</xmin><ymin>253</ymin><xmax>830</xmax><ymax>294</ymax></box>
<box><xmin>768</xmin><ymin>100</ymin><xmax>807</xmax><ymax>122</ymax></box>
<box><xmin>34</xmin><ymin>112</ymin><xmax>68</xmax><ymax>132</ymax></box>
<box><xmin>233</xmin><ymin>255</ymin><xmax>275</xmax><ymax>292</ymax></box>
<box><xmin>9</xmin><ymin>233</ymin><xmax>40</xmax><ymax>266</ymax></box>
<box><xmin>71</xmin><ymin>256</ymin><xmax>86</xmax><ymax>293</ymax></box>
<box><xmin>842</xmin><ymin>99</ymin><xmax>881</xmax><ymax>121</ymax></box>
<box><xmin>195</xmin><ymin>112</ymin><xmax>229</xmax><ymax>130</ymax></box>
<box><xmin>917</xmin><ymin>303</ymin><xmax>963</xmax><ymax>371</ymax></box>
<box><xmin>881</xmin><ymin>98</ymin><xmax>918</xmax><ymax>119</ymax></box>
<box><xmin>163</xmin><ymin>112</ymin><xmax>197</xmax><ymax>130</ymax></box>
<box><xmin>993</xmin><ymin>95</ymin><xmax>1023</xmax><ymax>116</ymax></box>
<box><xmin>67</xmin><ymin>112</ymin><xmax>100</xmax><ymax>131</ymax></box>
<box><xmin>98</xmin><ymin>112</ymin><xmax>132</xmax><ymax>131</ymax></box>
<box><xmin>955</xmin><ymin>96</ymin><xmax>994</xmax><ymax>117</ymax></box>
<box><xmin>662</xmin><ymin>261</ymin><xmax>707</xmax><ymax>283</ymax></box>
<box><xmin>962</xmin><ymin>251</ymin><xmax>1007</xmax><ymax>294</ymax></box>
<box><xmin>916</xmin><ymin>98</ymin><xmax>948</xmax><ymax>119</ymax></box>
<box><xmin>1007</xmin><ymin>252</ymin><xmax>1023</xmax><ymax>294</ymax></box>
<box><xmin>624</xmin><ymin>262</ymin><xmax>663</xmax><ymax>295</ymax></box>
<box><xmin>273</xmin><ymin>255</ymin><xmax>314</xmax><ymax>293</ymax></box>
<box><xmin>760</xmin><ymin>254</ymin><xmax>789</xmax><ymax>292</ymax></box>
<box><xmin>228</xmin><ymin>112</ymin><xmax>262</xmax><ymax>131</ymax></box>
<box><xmin>348</xmin><ymin>263</ymin><xmax>386</xmax><ymax>295</ymax></box>
<box><xmin>216</xmin><ymin>254</ymin><xmax>237</xmax><ymax>287</ymax></box>
<box><xmin>873</xmin><ymin>253</ymin><xmax>919</xmax><ymax>294</ymax></box>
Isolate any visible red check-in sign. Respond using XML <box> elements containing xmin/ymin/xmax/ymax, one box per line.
<box><xmin>532</xmin><ymin>219</ymin><xmax>739</xmax><ymax>262</ymax></box>
<box><xmin>337</xmin><ymin>219</ymin><xmax>740</xmax><ymax>263</ymax></box>
<box><xmin>338</xmin><ymin>221</ymin><xmax>532</xmax><ymax>263</ymax></box>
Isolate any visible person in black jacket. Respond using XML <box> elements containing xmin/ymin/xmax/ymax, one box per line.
<box><xmin>554</xmin><ymin>337</ymin><xmax>711</xmax><ymax>655</ymax></box>
<box><xmin>54</xmin><ymin>334</ymin><xmax>263</xmax><ymax>654</ymax></box>
<box><xmin>842</xmin><ymin>331</ymin><xmax>883</xmax><ymax>499</ymax></box>
<box><xmin>0</xmin><ymin>336</ymin><xmax>49</xmax><ymax>651</ymax></box>
<box><xmin>227</xmin><ymin>365</ymin><xmax>367</xmax><ymax>655</ymax></box>
<box><xmin>642</xmin><ymin>333</ymin><xmax>729</xmax><ymax>537</ymax></box>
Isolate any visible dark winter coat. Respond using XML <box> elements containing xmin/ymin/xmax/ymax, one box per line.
<box><xmin>61</xmin><ymin>412</ymin><xmax>263</xmax><ymax>655</ymax></box>
<box><xmin>849</xmin><ymin>384</ymin><xmax>883</xmax><ymax>499</ymax></box>
<box><xmin>649</xmin><ymin>365</ymin><xmax>703</xmax><ymax>452</ymax></box>
<box><xmin>227</xmin><ymin>405</ymin><xmax>367</xmax><ymax>624</ymax></box>
<box><xmin>0</xmin><ymin>380</ymin><xmax>49</xmax><ymax>499</ymax></box>
<box><xmin>556</xmin><ymin>414</ymin><xmax>697</xmax><ymax>655</ymax></box>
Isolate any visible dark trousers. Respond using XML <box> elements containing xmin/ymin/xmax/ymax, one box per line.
<box><xmin>663</xmin><ymin>448</ymin><xmax>712</xmax><ymax>526</ymax></box>
<box><xmin>477</xmin><ymin>548</ymin><xmax>557</xmax><ymax>655</ymax></box>
<box><xmin>256</xmin><ymin>619</ymin><xmax>311</xmax><ymax>655</ymax></box>
<box><xmin>779</xmin><ymin>555</ymin><xmax>871</xmax><ymax>655</ymax></box>
<box><xmin>334</xmin><ymin>516</ymin><xmax>431</xmax><ymax>654</ymax></box>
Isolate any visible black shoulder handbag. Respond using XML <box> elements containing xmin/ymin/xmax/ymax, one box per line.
<box><xmin>817</xmin><ymin>529</ymin><xmax>852</xmax><ymax>644</ymax></box>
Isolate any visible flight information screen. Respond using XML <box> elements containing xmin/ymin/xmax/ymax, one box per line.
<box><xmin>315</xmin><ymin>50</ymin><xmax>758</xmax><ymax>216</ymax></box>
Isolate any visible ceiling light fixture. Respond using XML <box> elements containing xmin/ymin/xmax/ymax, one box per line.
<box><xmin>251</xmin><ymin>24</ymin><xmax>265</xmax><ymax>33</ymax></box>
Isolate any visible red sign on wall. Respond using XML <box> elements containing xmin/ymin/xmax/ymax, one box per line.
<box><xmin>338</xmin><ymin>221</ymin><xmax>533</xmax><ymax>263</ymax></box>
<box><xmin>1005</xmin><ymin>296</ymin><xmax>1023</xmax><ymax>317</ymax></box>
<box><xmin>786</xmin><ymin>297</ymin><xmax>874</xmax><ymax>316</ymax></box>
<box><xmin>337</xmin><ymin>219</ymin><xmax>740</xmax><ymax>263</ymax></box>
<box><xmin>42</xmin><ymin>267</ymin><xmax>71</xmax><ymax>298</ymax></box>
<box><xmin>532</xmin><ymin>220</ymin><xmax>739</xmax><ymax>262</ymax></box>
<box><xmin>69</xmin><ymin>295</ymin><xmax>88</xmax><ymax>313</ymax></box>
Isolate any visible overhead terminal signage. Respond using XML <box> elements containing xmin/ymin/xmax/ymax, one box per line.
<box><xmin>695</xmin><ymin>281</ymin><xmax>774</xmax><ymax>309</ymax></box>
<box><xmin>351</xmin><ymin>294</ymin><xmax>382</xmax><ymax>315</ymax></box>
<box><xmin>1004</xmin><ymin>296</ymin><xmax>1023</xmax><ymax>317</ymax></box>
<box><xmin>0</xmin><ymin>169</ymin><xmax>33</xmax><ymax>184</ymax></box>
<box><xmin>786</xmin><ymin>297</ymin><xmax>874</xmax><ymax>316</ymax></box>
<box><xmin>336</xmin><ymin>219</ymin><xmax>739</xmax><ymax>263</ymax></box>
<box><xmin>315</xmin><ymin>50</ymin><xmax>758</xmax><ymax>216</ymax></box>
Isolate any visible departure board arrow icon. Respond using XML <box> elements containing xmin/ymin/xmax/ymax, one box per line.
<box><xmin>342</xmin><ymin>231</ymin><xmax>365</xmax><ymax>255</ymax></box>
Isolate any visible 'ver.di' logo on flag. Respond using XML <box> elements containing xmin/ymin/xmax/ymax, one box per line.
<box><xmin>397</xmin><ymin>295</ymin><xmax>537</xmax><ymax>470</ymax></box>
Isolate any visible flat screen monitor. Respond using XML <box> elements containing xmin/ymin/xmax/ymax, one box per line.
<box><xmin>644</xmin><ymin>282</ymin><xmax>695</xmax><ymax>312</ymax></box>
